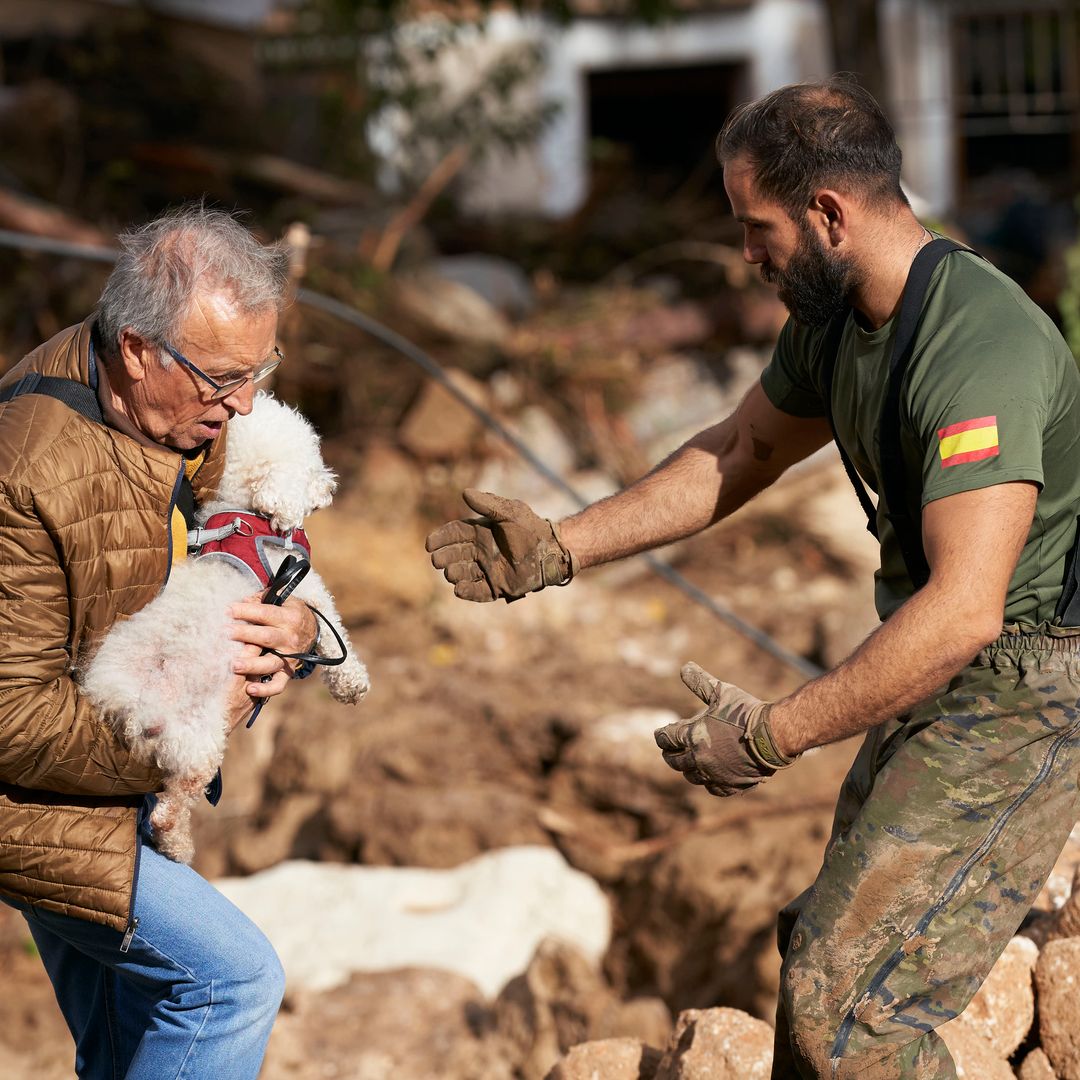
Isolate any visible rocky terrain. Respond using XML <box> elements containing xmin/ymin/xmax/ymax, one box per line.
<box><xmin>3</xmin><ymin>269</ymin><xmax>1080</xmax><ymax>1079</ymax></box>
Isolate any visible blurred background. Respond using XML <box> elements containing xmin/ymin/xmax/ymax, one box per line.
<box><xmin>2</xmin><ymin>1</ymin><xmax>1080</xmax><ymax>1077</ymax></box>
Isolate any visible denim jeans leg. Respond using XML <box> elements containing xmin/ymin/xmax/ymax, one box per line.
<box><xmin>21</xmin><ymin>916</ymin><xmax>129</xmax><ymax>1079</ymax></box>
<box><xmin>12</xmin><ymin>841</ymin><xmax>284</xmax><ymax>1080</ymax></box>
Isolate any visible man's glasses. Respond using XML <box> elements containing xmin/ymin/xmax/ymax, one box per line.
<box><xmin>162</xmin><ymin>343</ymin><xmax>284</xmax><ymax>402</ymax></box>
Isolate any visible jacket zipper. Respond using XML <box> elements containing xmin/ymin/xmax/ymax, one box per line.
<box><xmin>121</xmin><ymin>796</ymin><xmax>149</xmax><ymax>953</ymax></box>
<box><xmin>123</xmin><ymin>460</ymin><xmax>185</xmax><ymax>951</ymax></box>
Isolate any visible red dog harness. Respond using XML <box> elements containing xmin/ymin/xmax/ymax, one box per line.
<box><xmin>189</xmin><ymin>511</ymin><xmax>311</xmax><ymax>586</ymax></box>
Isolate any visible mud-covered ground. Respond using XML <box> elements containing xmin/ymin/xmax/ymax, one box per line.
<box><xmin>0</xmin><ymin>446</ymin><xmax>888</xmax><ymax>1078</ymax></box>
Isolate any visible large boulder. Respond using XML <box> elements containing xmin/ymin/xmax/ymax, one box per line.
<box><xmin>1037</xmin><ymin>937</ymin><xmax>1080</xmax><ymax>1079</ymax></box>
<box><xmin>653</xmin><ymin>1007</ymin><xmax>773</xmax><ymax>1079</ymax></box>
<box><xmin>214</xmin><ymin>846</ymin><xmax>611</xmax><ymax>997</ymax></box>
<box><xmin>261</xmin><ymin>967</ymin><xmax>513</xmax><ymax>1080</ymax></box>
<box><xmin>496</xmin><ymin>938</ymin><xmax>671</xmax><ymax>1080</ymax></box>
<box><xmin>394</xmin><ymin>269</ymin><xmax>512</xmax><ymax>347</ymax></box>
<box><xmin>958</xmin><ymin>934</ymin><xmax>1038</xmax><ymax>1057</ymax></box>
<box><xmin>1018</xmin><ymin>1048</ymin><xmax>1059</xmax><ymax>1080</ymax></box>
<box><xmin>938</xmin><ymin>1017</ymin><xmax>1016</xmax><ymax>1080</ymax></box>
<box><xmin>549</xmin><ymin>708</ymin><xmax>694</xmax><ymax>824</ymax></box>
<box><xmin>545</xmin><ymin>1038</ymin><xmax>663</xmax><ymax>1080</ymax></box>
<box><xmin>398</xmin><ymin>367</ymin><xmax>490</xmax><ymax>460</ymax></box>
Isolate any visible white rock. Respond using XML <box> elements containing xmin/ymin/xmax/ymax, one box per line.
<box><xmin>214</xmin><ymin>845</ymin><xmax>611</xmax><ymax>997</ymax></box>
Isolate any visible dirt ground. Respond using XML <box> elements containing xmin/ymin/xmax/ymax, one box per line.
<box><xmin>0</xmin><ymin>449</ymin><xmax>886</xmax><ymax>1078</ymax></box>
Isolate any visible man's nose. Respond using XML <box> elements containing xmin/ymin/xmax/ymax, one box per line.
<box><xmin>221</xmin><ymin>380</ymin><xmax>255</xmax><ymax>416</ymax></box>
<box><xmin>743</xmin><ymin>238</ymin><xmax>766</xmax><ymax>264</ymax></box>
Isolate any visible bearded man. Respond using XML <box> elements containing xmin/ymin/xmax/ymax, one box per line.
<box><xmin>426</xmin><ymin>76</ymin><xmax>1080</xmax><ymax>1078</ymax></box>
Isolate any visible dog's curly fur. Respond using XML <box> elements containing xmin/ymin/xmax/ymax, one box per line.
<box><xmin>80</xmin><ymin>393</ymin><xmax>369</xmax><ymax>863</ymax></box>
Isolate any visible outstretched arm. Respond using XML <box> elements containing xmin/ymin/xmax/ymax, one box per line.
<box><xmin>560</xmin><ymin>381</ymin><xmax>833</xmax><ymax>568</ymax></box>
<box><xmin>427</xmin><ymin>380</ymin><xmax>832</xmax><ymax>601</ymax></box>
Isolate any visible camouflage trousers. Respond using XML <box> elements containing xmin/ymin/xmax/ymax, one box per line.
<box><xmin>772</xmin><ymin>624</ymin><xmax>1080</xmax><ymax>1079</ymax></box>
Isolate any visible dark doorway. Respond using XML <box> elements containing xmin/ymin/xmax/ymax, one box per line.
<box><xmin>586</xmin><ymin>60</ymin><xmax>749</xmax><ymax>197</ymax></box>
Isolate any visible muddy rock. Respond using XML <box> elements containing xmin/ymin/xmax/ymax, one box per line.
<box><xmin>325</xmin><ymin>781</ymin><xmax>551</xmax><ymax>867</ymax></box>
<box><xmin>395</xmin><ymin>269</ymin><xmax>512</xmax><ymax>347</ymax></box>
<box><xmin>1037</xmin><ymin>937</ymin><xmax>1080</xmax><ymax>1079</ymax></box>
<box><xmin>1018</xmin><ymin>1048</ymin><xmax>1059</xmax><ymax>1080</ymax></box>
<box><xmin>550</xmin><ymin>707</ymin><xmax>694</xmax><ymax>823</ymax></box>
<box><xmin>938</xmin><ymin>1016</ymin><xmax>1016</xmax><ymax>1080</ymax></box>
<box><xmin>398</xmin><ymin>367</ymin><xmax>490</xmax><ymax>460</ymax></box>
<box><xmin>262</xmin><ymin>967</ymin><xmax>513</xmax><ymax>1080</ymax></box>
<box><xmin>607</xmin><ymin>794</ymin><xmax>836</xmax><ymax>1019</ymax></box>
<box><xmin>654</xmin><ymin>1007</ymin><xmax>773</xmax><ymax>1079</ymax></box>
<box><xmin>432</xmin><ymin>253</ymin><xmax>536</xmax><ymax>319</ymax></box>
<box><xmin>958</xmin><ymin>934</ymin><xmax>1038</xmax><ymax>1057</ymax></box>
<box><xmin>353</xmin><ymin>437</ymin><xmax>425</xmax><ymax>521</ymax></box>
<box><xmin>226</xmin><ymin>792</ymin><xmax>327</xmax><ymax>875</ymax></box>
<box><xmin>545</xmin><ymin>1037</ymin><xmax>663</xmax><ymax>1080</ymax></box>
<box><xmin>496</xmin><ymin>939</ymin><xmax>671</xmax><ymax>1080</ymax></box>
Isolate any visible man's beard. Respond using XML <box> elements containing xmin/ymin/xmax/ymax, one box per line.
<box><xmin>760</xmin><ymin>225</ymin><xmax>861</xmax><ymax>327</ymax></box>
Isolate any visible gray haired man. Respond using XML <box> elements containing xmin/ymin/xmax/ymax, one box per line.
<box><xmin>0</xmin><ymin>205</ymin><xmax>315</xmax><ymax>1079</ymax></box>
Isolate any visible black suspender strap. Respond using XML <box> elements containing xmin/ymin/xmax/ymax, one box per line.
<box><xmin>0</xmin><ymin>372</ymin><xmax>105</xmax><ymax>424</ymax></box>
<box><xmin>880</xmin><ymin>239</ymin><xmax>966</xmax><ymax>587</ymax></box>
<box><xmin>820</xmin><ymin>311</ymin><xmax>879</xmax><ymax>539</ymax></box>
<box><xmin>821</xmin><ymin>238</ymin><xmax>968</xmax><ymax>589</ymax></box>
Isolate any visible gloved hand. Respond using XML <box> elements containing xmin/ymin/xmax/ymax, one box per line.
<box><xmin>654</xmin><ymin>662</ymin><xmax>798</xmax><ymax>797</ymax></box>
<box><xmin>425</xmin><ymin>489</ymin><xmax>579</xmax><ymax>603</ymax></box>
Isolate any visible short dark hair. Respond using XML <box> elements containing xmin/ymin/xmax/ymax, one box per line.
<box><xmin>716</xmin><ymin>74</ymin><xmax>908</xmax><ymax>218</ymax></box>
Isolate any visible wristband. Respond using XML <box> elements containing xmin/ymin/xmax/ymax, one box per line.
<box><xmin>743</xmin><ymin>707</ymin><xmax>799</xmax><ymax>770</ymax></box>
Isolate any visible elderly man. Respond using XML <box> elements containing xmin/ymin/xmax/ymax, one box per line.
<box><xmin>0</xmin><ymin>206</ymin><xmax>315</xmax><ymax>1079</ymax></box>
<box><xmin>428</xmin><ymin>77</ymin><xmax>1080</xmax><ymax>1077</ymax></box>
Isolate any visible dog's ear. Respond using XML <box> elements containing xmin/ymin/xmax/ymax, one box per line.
<box><xmin>245</xmin><ymin>464</ymin><xmax>280</xmax><ymax>518</ymax></box>
<box><xmin>309</xmin><ymin>467</ymin><xmax>337</xmax><ymax>512</ymax></box>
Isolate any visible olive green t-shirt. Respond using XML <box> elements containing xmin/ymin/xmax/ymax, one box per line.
<box><xmin>760</xmin><ymin>245</ymin><xmax>1080</xmax><ymax>624</ymax></box>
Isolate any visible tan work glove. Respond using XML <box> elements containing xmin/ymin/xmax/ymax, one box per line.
<box><xmin>654</xmin><ymin>662</ymin><xmax>798</xmax><ymax>797</ymax></box>
<box><xmin>425</xmin><ymin>489</ymin><xmax>579</xmax><ymax>603</ymax></box>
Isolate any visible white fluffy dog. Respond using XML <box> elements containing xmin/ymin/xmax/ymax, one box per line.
<box><xmin>80</xmin><ymin>392</ymin><xmax>369</xmax><ymax>863</ymax></box>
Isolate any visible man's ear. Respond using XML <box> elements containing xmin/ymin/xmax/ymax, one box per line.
<box><xmin>809</xmin><ymin>190</ymin><xmax>848</xmax><ymax>248</ymax></box>
<box><xmin>117</xmin><ymin>328</ymin><xmax>154</xmax><ymax>383</ymax></box>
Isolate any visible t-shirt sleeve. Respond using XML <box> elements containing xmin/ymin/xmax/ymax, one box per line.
<box><xmin>907</xmin><ymin>302</ymin><xmax>1051</xmax><ymax>508</ymax></box>
<box><xmin>760</xmin><ymin>318</ymin><xmax>829</xmax><ymax>418</ymax></box>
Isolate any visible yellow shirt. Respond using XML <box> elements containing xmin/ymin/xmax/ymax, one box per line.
<box><xmin>170</xmin><ymin>452</ymin><xmax>206</xmax><ymax>564</ymax></box>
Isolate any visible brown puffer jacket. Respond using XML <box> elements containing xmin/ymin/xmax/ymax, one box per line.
<box><xmin>0</xmin><ymin>319</ymin><xmax>225</xmax><ymax>932</ymax></box>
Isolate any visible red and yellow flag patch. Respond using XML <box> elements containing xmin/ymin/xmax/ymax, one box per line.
<box><xmin>937</xmin><ymin>415</ymin><xmax>999</xmax><ymax>467</ymax></box>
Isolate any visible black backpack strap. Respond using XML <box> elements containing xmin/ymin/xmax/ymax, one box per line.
<box><xmin>175</xmin><ymin>473</ymin><xmax>197</xmax><ymax>531</ymax></box>
<box><xmin>880</xmin><ymin>238</ymin><xmax>967</xmax><ymax>589</ymax></box>
<box><xmin>0</xmin><ymin>372</ymin><xmax>104</xmax><ymax>424</ymax></box>
<box><xmin>823</xmin><ymin>238</ymin><xmax>969</xmax><ymax>589</ymax></box>
<box><xmin>820</xmin><ymin>311</ymin><xmax>879</xmax><ymax>539</ymax></box>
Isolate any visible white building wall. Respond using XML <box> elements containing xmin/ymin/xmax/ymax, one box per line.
<box><xmin>444</xmin><ymin>1</ymin><xmax>831</xmax><ymax>217</ymax></box>
<box><xmin>884</xmin><ymin>0</ymin><xmax>956</xmax><ymax>217</ymax></box>
<box><xmin>375</xmin><ymin>0</ymin><xmax>967</xmax><ymax>220</ymax></box>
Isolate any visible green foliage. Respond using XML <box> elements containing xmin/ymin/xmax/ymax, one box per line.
<box><xmin>286</xmin><ymin>0</ymin><xmax>681</xmax><ymax>191</ymax></box>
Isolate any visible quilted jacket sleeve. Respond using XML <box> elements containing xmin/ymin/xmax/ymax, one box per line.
<box><xmin>0</xmin><ymin>479</ymin><xmax>164</xmax><ymax>796</ymax></box>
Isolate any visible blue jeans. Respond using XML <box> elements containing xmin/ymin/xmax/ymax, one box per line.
<box><xmin>5</xmin><ymin>833</ymin><xmax>284</xmax><ymax>1079</ymax></box>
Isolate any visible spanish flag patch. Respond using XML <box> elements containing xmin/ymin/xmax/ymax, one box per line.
<box><xmin>938</xmin><ymin>415</ymin><xmax>999</xmax><ymax>467</ymax></box>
